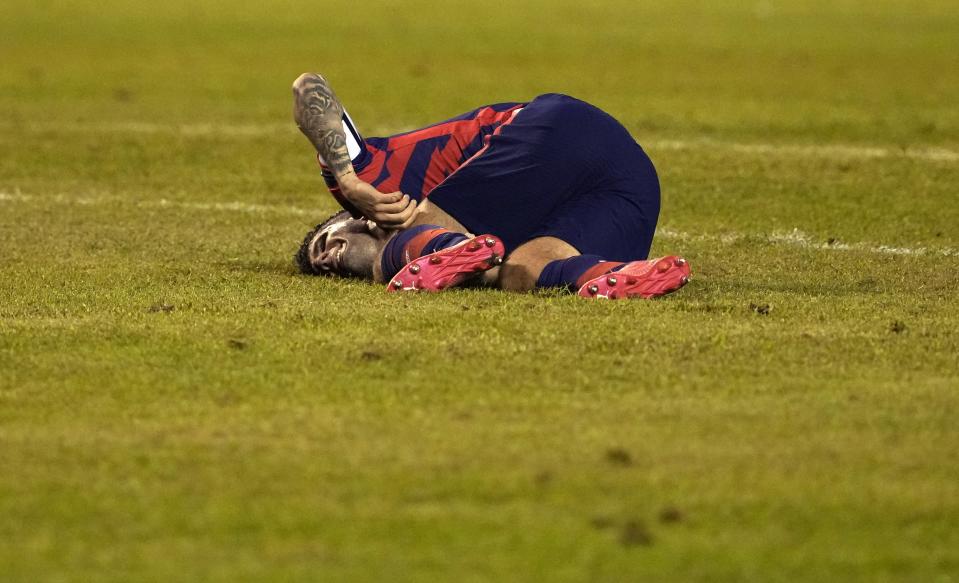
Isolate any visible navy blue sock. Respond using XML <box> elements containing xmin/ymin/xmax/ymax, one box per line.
<box><xmin>421</xmin><ymin>231</ymin><xmax>468</xmax><ymax>255</ymax></box>
<box><xmin>380</xmin><ymin>225</ymin><xmax>468</xmax><ymax>281</ymax></box>
<box><xmin>535</xmin><ymin>255</ymin><xmax>625</xmax><ymax>290</ymax></box>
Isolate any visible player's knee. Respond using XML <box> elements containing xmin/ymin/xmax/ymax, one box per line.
<box><xmin>498</xmin><ymin>237</ymin><xmax>580</xmax><ymax>292</ymax></box>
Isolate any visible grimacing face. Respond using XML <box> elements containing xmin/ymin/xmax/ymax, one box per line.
<box><xmin>305</xmin><ymin>216</ymin><xmax>389</xmax><ymax>278</ymax></box>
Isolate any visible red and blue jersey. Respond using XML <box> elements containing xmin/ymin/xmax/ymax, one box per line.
<box><xmin>319</xmin><ymin>93</ymin><xmax>661</xmax><ymax>261</ymax></box>
<box><xmin>320</xmin><ymin>101</ymin><xmax>526</xmax><ymax>210</ymax></box>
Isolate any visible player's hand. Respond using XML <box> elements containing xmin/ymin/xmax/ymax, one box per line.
<box><xmin>341</xmin><ymin>179</ymin><xmax>418</xmax><ymax>229</ymax></box>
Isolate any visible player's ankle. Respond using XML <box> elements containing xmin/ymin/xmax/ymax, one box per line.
<box><xmin>380</xmin><ymin>225</ymin><xmax>468</xmax><ymax>281</ymax></box>
<box><xmin>535</xmin><ymin>255</ymin><xmax>622</xmax><ymax>291</ymax></box>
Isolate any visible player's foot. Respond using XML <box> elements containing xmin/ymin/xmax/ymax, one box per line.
<box><xmin>577</xmin><ymin>256</ymin><xmax>691</xmax><ymax>299</ymax></box>
<box><xmin>387</xmin><ymin>234</ymin><xmax>505</xmax><ymax>293</ymax></box>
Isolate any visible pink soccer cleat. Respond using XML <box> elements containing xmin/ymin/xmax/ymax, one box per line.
<box><xmin>387</xmin><ymin>234</ymin><xmax>505</xmax><ymax>293</ymax></box>
<box><xmin>577</xmin><ymin>256</ymin><xmax>691</xmax><ymax>299</ymax></box>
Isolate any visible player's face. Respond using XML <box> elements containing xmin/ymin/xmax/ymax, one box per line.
<box><xmin>307</xmin><ymin>217</ymin><xmax>388</xmax><ymax>279</ymax></box>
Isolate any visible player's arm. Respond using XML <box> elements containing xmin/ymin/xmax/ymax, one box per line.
<box><xmin>292</xmin><ymin>73</ymin><xmax>417</xmax><ymax>229</ymax></box>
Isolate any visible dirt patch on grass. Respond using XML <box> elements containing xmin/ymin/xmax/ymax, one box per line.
<box><xmin>749</xmin><ymin>302</ymin><xmax>772</xmax><ymax>315</ymax></box>
<box><xmin>533</xmin><ymin>470</ymin><xmax>553</xmax><ymax>487</ymax></box>
<box><xmin>658</xmin><ymin>506</ymin><xmax>684</xmax><ymax>524</ymax></box>
<box><xmin>619</xmin><ymin>520</ymin><xmax>654</xmax><ymax>547</ymax></box>
<box><xmin>590</xmin><ymin>515</ymin><xmax>615</xmax><ymax>530</ymax></box>
<box><xmin>605</xmin><ymin>447</ymin><xmax>633</xmax><ymax>466</ymax></box>
<box><xmin>227</xmin><ymin>339</ymin><xmax>247</xmax><ymax>350</ymax></box>
<box><xmin>889</xmin><ymin>320</ymin><xmax>907</xmax><ymax>334</ymax></box>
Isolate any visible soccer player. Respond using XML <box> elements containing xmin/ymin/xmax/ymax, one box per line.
<box><xmin>291</xmin><ymin>73</ymin><xmax>690</xmax><ymax>299</ymax></box>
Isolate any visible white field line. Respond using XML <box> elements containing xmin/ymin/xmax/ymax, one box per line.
<box><xmin>656</xmin><ymin>227</ymin><xmax>958</xmax><ymax>258</ymax></box>
<box><xmin>650</xmin><ymin>138</ymin><xmax>959</xmax><ymax>163</ymax></box>
<box><xmin>3</xmin><ymin>189</ymin><xmax>957</xmax><ymax>258</ymax></box>
<box><xmin>7</xmin><ymin>121</ymin><xmax>294</xmax><ymax>137</ymax></box>
<box><xmin>0</xmin><ymin>190</ymin><xmax>318</xmax><ymax>217</ymax></box>
<box><xmin>4</xmin><ymin>121</ymin><xmax>400</xmax><ymax>139</ymax></box>
<box><xmin>5</xmin><ymin>121</ymin><xmax>958</xmax><ymax>163</ymax></box>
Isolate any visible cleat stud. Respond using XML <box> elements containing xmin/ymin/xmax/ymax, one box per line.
<box><xmin>676</xmin><ymin>257</ymin><xmax>687</xmax><ymax>266</ymax></box>
<box><xmin>485</xmin><ymin>237</ymin><xmax>496</xmax><ymax>247</ymax></box>
<box><xmin>588</xmin><ymin>285</ymin><xmax>599</xmax><ymax>295</ymax></box>
<box><xmin>680</xmin><ymin>276</ymin><xmax>689</xmax><ymax>284</ymax></box>
<box><xmin>607</xmin><ymin>276</ymin><xmax>617</xmax><ymax>286</ymax></box>
<box><xmin>429</xmin><ymin>256</ymin><xmax>442</xmax><ymax>264</ymax></box>
<box><xmin>409</xmin><ymin>264</ymin><xmax>421</xmax><ymax>274</ymax></box>
<box><xmin>491</xmin><ymin>255</ymin><xmax>503</xmax><ymax>266</ymax></box>
<box><xmin>392</xmin><ymin>280</ymin><xmax>403</xmax><ymax>289</ymax></box>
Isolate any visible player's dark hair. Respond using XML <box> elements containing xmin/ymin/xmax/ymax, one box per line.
<box><xmin>294</xmin><ymin>210</ymin><xmax>351</xmax><ymax>275</ymax></box>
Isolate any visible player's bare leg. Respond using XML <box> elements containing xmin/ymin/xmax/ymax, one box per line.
<box><xmin>299</xmin><ymin>213</ymin><xmax>689</xmax><ymax>298</ymax></box>
<box><xmin>375</xmin><ymin>215</ymin><xmax>504</xmax><ymax>292</ymax></box>
<box><xmin>501</xmin><ymin>237</ymin><xmax>690</xmax><ymax>299</ymax></box>
<box><xmin>411</xmin><ymin>199</ymin><xmax>504</xmax><ymax>286</ymax></box>
<box><xmin>411</xmin><ymin>198</ymin><xmax>467</xmax><ymax>233</ymax></box>
<box><xmin>498</xmin><ymin>237</ymin><xmax>579</xmax><ymax>292</ymax></box>
<box><xmin>370</xmin><ymin>199</ymin><xmax>473</xmax><ymax>284</ymax></box>
<box><xmin>369</xmin><ymin>198</ymin><xmax>509</xmax><ymax>289</ymax></box>
<box><xmin>385</xmin><ymin>234</ymin><xmax>505</xmax><ymax>292</ymax></box>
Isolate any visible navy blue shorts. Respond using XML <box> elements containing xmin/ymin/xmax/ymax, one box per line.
<box><xmin>426</xmin><ymin>94</ymin><xmax>660</xmax><ymax>261</ymax></box>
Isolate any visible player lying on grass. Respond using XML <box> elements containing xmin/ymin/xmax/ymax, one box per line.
<box><xmin>291</xmin><ymin>73</ymin><xmax>690</xmax><ymax>299</ymax></box>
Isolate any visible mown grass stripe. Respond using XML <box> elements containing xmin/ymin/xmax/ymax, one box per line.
<box><xmin>4</xmin><ymin>122</ymin><xmax>958</xmax><ymax>163</ymax></box>
<box><xmin>3</xmin><ymin>190</ymin><xmax>956</xmax><ymax>258</ymax></box>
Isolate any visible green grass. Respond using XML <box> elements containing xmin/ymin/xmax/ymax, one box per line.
<box><xmin>2</xmin><ymin>0</ymin><xmax>959</xmax><ymax>580</ymax></box>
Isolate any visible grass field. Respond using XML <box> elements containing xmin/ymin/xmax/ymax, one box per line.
<box><xmin>2</xmin><ymin>0</ymin><xmax>959</xmax><ymax>580</ymax></box>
